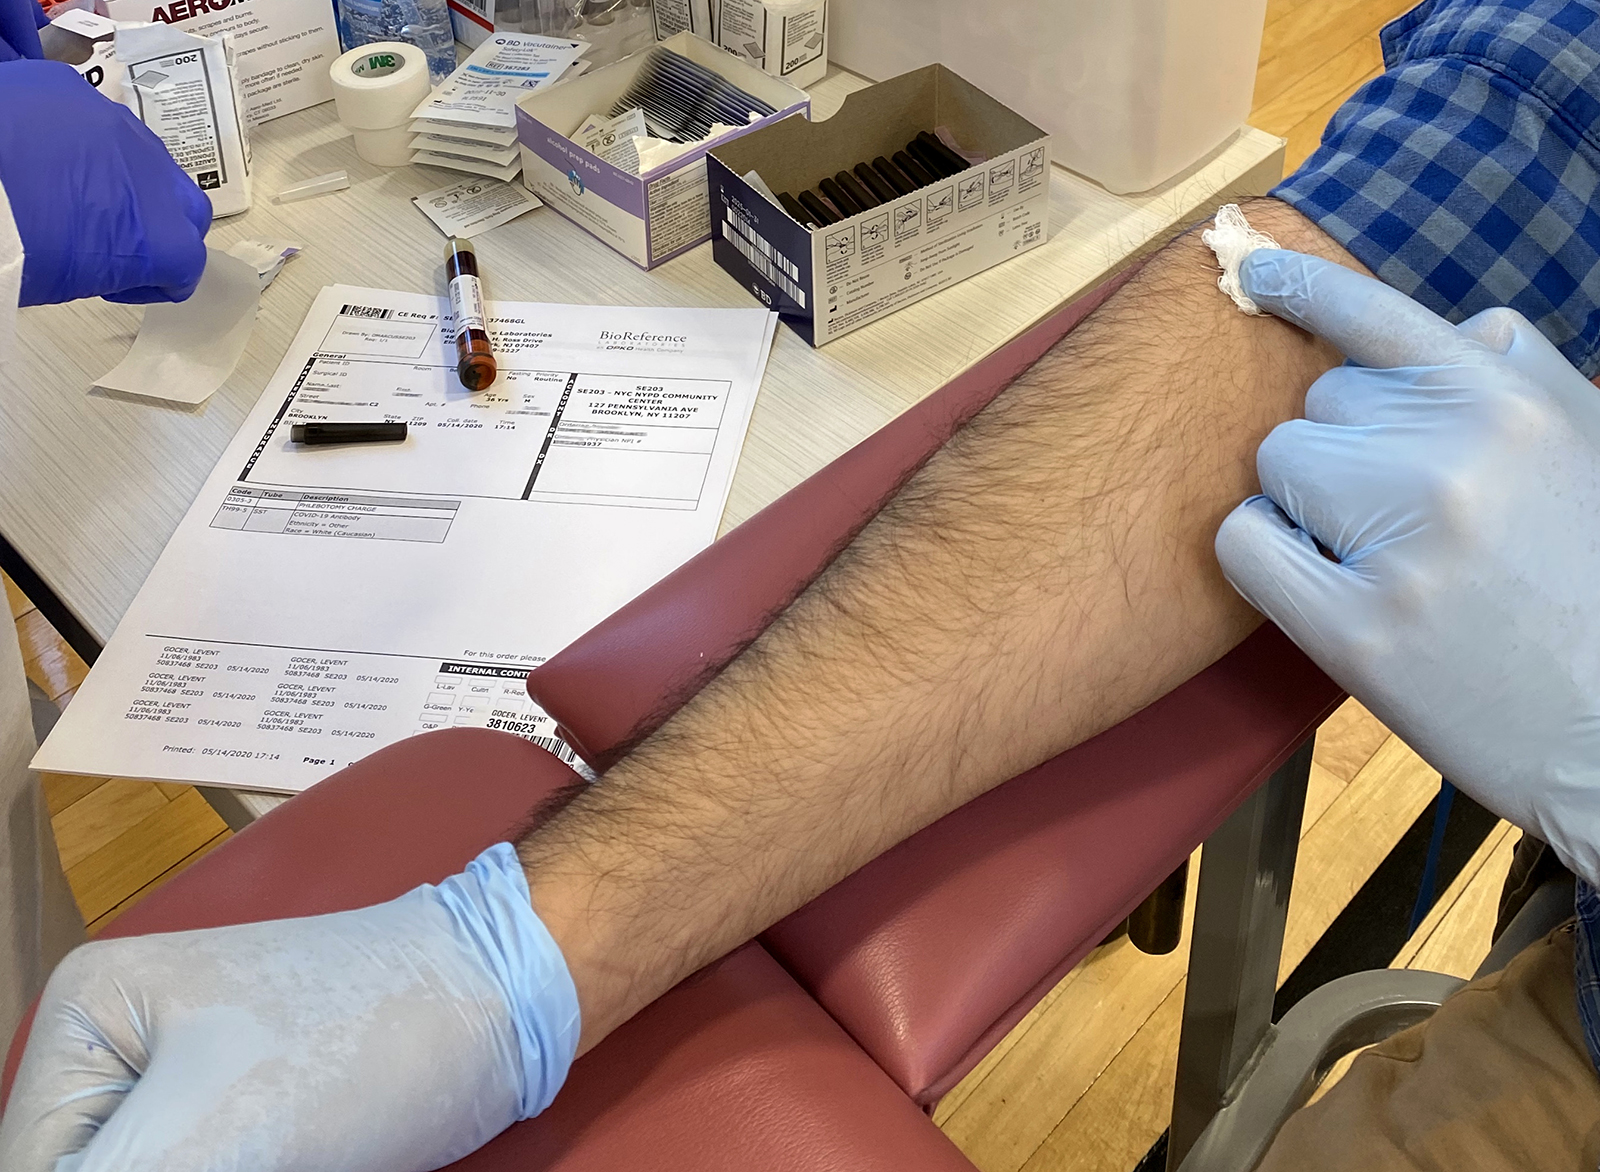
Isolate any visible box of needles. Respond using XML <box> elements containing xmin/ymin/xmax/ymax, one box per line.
<box><xmin>707</xmin><ymin>64</ymin><xmax>1050</xmax><ymax>345</ymax></box>
<box><xmin>514</xmin><ymin>33</ymin><xmax>809</xmax><ymax>269</ymax></box>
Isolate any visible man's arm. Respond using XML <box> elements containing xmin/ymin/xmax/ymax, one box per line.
<box><xmin>523</xmin><ymin>198</ymin><xmax>1360</xmax><ymax>1050</ymax></box>
<box><xmin>0</xmin><ymin>200</ymin><xmax>1362</xmax><ymax>1172</ymax></box>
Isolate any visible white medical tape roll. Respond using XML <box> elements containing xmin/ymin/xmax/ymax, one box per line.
<box><xmin>330</xmin><ymin>42</ymin><xmax>433</xmax><ymax>166</ymax></box>
<box><xmin>353</xmin><ymin>124</ymin><xmax>417</xmax><ymax>167</ymax></box>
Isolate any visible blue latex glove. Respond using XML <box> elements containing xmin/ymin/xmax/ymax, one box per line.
<box><xmin>0</xmin><ymin>0</ymin><xmax>44</xmax><ymax>62</ymax></box>
<box><xmin>1216</xmin><ymin>249</ymin><xmax>1600</xmax><ymax>885</ymax></box>
<box><xmin>0</xmin><ymin>60</ymin><xmax>211</xmax><ymax>305</ymax></box>
<box><xmin>0</xmin><ymin>842</ymin><xmax>581</xmax><ymax>1172</ymax></box>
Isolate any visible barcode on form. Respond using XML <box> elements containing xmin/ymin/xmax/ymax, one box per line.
<box><xmin>340</xmin><ymin>304</ymin><xmax>394</xmax><ymax>319</ymax></box>
<box><xmin>527</xmin><ymin>733</ymin><xmax>580</xmax><ymax>766</ymax></box>
<box><xmin>722</xmin><ymin>217</ymin><xmax>806</xmax><ymax>307</ymax></box>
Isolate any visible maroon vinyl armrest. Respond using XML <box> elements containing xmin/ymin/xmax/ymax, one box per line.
<box><xmin>4</xmin><ymin>729</ymin><xmax>977</xmax><ymax>1172</ymax></box>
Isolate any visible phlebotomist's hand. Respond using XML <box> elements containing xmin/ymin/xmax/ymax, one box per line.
<box><xmin>0</xmin><ymin>0</ymin><xmax>44</xmax><ymax>61</ymax></box>
<box><xmin>1216</xmin><ymin>250</ymin><xmax>1600</xmax><ymax>886</ymax></box>
<box><xmin>0</xmin><ymin>843</ymin><xmax>580</xmax><ymax>1172</ymax></box>
<box><xmin>0</xmin><ymin>59</ymin><xmax>210</xmax><ymax>304</ymax></box>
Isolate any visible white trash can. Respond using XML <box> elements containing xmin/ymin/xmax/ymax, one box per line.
<box><xmin>828</xmin><ymin>0</ymin><xmax>1270</xmax><ymax>194</ymax></box>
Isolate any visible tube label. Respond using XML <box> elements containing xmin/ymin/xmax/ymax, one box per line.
<box><xmin>449</xmin><ymin>273</ymin><xmax>487</xmax><ymax>336</ymax></box>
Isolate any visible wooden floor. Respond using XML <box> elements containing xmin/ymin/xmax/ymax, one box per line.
<box><xmin>11</xmin><ymin>0</ymin><xmax>1492</xmax><ymax>1161</ymax></box>
<box><xmin>934</xmin><ymin>705</ymin><xmax>1514</xmax><ymax>1172</ymax></box>
<box><xmin>7</xmin><ymin>575</ymin><xmax>230</xmax><ymax>934</ymax></box>
<box><xmin>934</xmin><ymin>2</ymin><xmax>1504</xmax><ymax>1169</ymax></box>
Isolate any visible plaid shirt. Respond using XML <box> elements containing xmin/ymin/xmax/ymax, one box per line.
<box><xmin>1276</xmin><ymin>0</ymin><xmax>1600</xmax><ymax>377</ymax></box>
<box><xmin>1275</xmin><ymin>0</ymin><xmax>1600</xmax><ymax>1074</ymax></box>
<box><xmin>1577</xmin><ymin>883</ymin><xmax>1600</xmax><ymax>1072</ymax></box>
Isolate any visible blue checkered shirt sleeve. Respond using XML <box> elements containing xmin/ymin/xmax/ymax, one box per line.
<box><xmin>1574</xmin><ymin>882</ymin><xmax>1600</xmax><ymax>1072</ymax></box>
<box><xmin>1274</xmin><ymin>0</ymin><xmax>1600</xmax><ymax>376</ymax></box>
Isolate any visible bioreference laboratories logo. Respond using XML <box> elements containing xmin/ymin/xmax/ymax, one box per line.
<box><xmin>597</xmin><ymin>329</ymin><xmax>688</xmax><ymax>354</ymax></box>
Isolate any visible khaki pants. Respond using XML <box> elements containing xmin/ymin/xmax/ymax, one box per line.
<box><xmin>1259</xmin><ymin>924</ymin><xmax>1600</xmax><ymax>1171</ymax></box>
<box><xmin>0</xmin><ymin>620</ymin><xmax>81</xmax><ymax>1047</ymax></box>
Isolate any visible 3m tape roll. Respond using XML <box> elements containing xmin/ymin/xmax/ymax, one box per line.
<box><xmin>352</xmin><ymin>125</ymin><xmax>416</xmax><ymax>167</ymax></box>
<box><xmin>330</xmin><ymin>42</ymin><xmax>433</xmax><ymax>165</ymax></box>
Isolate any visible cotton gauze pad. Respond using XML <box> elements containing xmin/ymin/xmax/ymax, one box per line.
<box><xmin>1202</xmin><ymin>204</ymin><xmax>1280</xmax><ymax>314</ymax></box>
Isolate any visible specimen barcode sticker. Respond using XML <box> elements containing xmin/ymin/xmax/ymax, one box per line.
<box><xmin>527</xmin><ymin>733</ymin><xmax>580</xmax><ymax>764</ymax></box>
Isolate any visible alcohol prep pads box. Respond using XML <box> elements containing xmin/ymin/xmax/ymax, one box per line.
<box><xmin>708</xmin><ymin>65</ymin><xmax>1049</xmax><ymax>345</ymax></box>
<box><xmin>514</xmin><ymin>33</ymin><xmax>809</xmax><ymax>269</ymax></box>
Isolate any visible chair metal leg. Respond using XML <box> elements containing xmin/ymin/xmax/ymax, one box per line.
<box><xmin>1174</xmin><ymin>969</ymin><xmax>1463</xmax><ymax>1172</ymax></box>
<box><xmin>199</xmin><ymin>787</ymin><xmax>261</xmax><ymax>832</ymax></box>
<box><xmin>1166</xmin><ymin>737</ymin><xmax>1313</xmax><ymax>1170</ymax></box>
<box><xmin>1130</xmin><ymin>861</ymin><xmax>1190</xmax><ymax>955</ymax></box>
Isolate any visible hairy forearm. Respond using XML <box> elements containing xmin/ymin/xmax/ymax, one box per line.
<box><xmin>521</xmin><ymin>199</ymin><xmax>1359</xmax><ymax>1050</ymax></box>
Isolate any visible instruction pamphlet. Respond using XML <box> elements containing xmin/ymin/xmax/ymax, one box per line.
<box><xmin>35</xmin><ymin>288</ymin><xmax>778</xmax><ymax>794</ymax></box>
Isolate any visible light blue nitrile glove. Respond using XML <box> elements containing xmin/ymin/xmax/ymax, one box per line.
<box><xmin>0</xmin><ymin>60</ymin><xmax>211</xmax><ymax>306</ymax></box>
<box><xmin>0</xmin><ymin>842</ymin><xmax>580</xmax><ymax>1172</ymax></box>
<box><xmin>1215</xmin><ymin>249</ymin><xmax>1600</xmax><ymax>887</ymax></box>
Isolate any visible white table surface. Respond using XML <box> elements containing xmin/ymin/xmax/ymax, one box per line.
<box><xmin>1</xmin><ymin>67</ymin><xmax>1283</xmax><ymax>820</ymax></box>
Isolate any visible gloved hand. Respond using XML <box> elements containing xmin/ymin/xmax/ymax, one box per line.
<box><xmin>0</xmin><ymin>0</ymin><xmax>44</xmax><ymax>61</ymax></box>
<box><xmin>0</xmin><ymin>842</ymin><xmax>581</xmax><ymax>1172</ymax></box>
<box><xmin>1215</xmin><ymin>249</ymin><xmax>1600</xmax><ymax>886</ymax></box>
<box><xmin>0</xmin><ymin>60</ymin><xmax>211</xmax><ymax>305</ymax></box>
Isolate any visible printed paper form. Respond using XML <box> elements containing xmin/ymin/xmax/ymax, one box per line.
<box><xmin>35</xmin><ymin>287</ymin><xmax>778</xmax><ymax>793</ymax></box>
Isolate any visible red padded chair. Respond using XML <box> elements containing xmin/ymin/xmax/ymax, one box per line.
<box><xmin>6</xmin><ymin>276</ymin><xmax>1341</xmax><ymax>1169</ymax></box>
<box><xmin>2</xmin><ymin>730</ymin><xmax>977</xmax><ymax>1172</ymax></box>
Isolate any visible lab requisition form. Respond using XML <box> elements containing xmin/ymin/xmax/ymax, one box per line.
<box><xmin>34</xmin><ymin>287</ymin><xmax>778</xmax><ymax>793</ymax></box>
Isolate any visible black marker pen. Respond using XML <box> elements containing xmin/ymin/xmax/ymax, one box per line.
<box><xmin>290</xmin><ymin>422</ymin><xmax>408</xmax><ymax>445</ymax></box>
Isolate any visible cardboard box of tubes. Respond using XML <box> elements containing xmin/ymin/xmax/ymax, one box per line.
<box><xmin>708</xmin><ymin>64</ymin><xmax>1050</xmax><ymax>345</ymax></box>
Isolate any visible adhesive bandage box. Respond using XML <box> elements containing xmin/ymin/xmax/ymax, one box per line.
<box><xmin>708</xmin><ymin>64</ymin><xmax>1049</xmax><ymax>345</ymax></box>
<box><xmin>514</xmin><ymin>33</ymin><xmax>809</xmax><ymax>270</ymax></box>
<box><xmin>104</xmin><ymin>0</ymin><xmax>339</xmax><ymax>124</ymax></box>
<box><xmin>118</xmin><ymin>23</ymin><xmax>253</xmax><ymax>218</ymax></box>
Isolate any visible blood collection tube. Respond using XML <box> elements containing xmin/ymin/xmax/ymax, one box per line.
<box><xmin>908</xmin><ymin>136</ymin><xmax>959</xmax><ymax>179</ymax></box>
<box><xmin>834</xmin><ymin>169</ymin><xmax>880</xmax><ymax>208</ymax></box>
<box><xmin>779</xmin><ymin>191</ymin><xmax>819</xmax><ymax>227</ymax></box>
<box><xmin>854</xmin><ymin>162</ymin><xmax>898</xmax><ymax>204</ymax></box>
<box><xmin>444</xmin><ymin>236</ymin><xmax>496</xmax><ymax>391</ymax></box>
<box><xmin>798</xmin><ymin>189</ymin><xmax>840</xmax><ymax>225</ymax></box>
<box><xmin>893</xmin><ymin>149</ymin><xmax>936</xmax><ymax>187</ymax></box>
<box><xmin>872</xmin><ymin>155</ymin><xmax>915</xmax><ymax>195</ymax></box>
<box><xmin>917</xmin><ymin>131</ymin><xmax>971</xmax><ymax>174</ymax></box>
<box><xmin>819</xmin><ymin>176</ymin><xmax>865</xmax><ymax>217</ymax></box>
